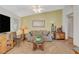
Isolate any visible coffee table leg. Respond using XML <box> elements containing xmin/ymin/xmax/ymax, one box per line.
<box><xmin>39</xmin><ymin>44</ymin><xmax>44</xmax><ymax>51</ymax></box>
<box><xmin>33</xmin><ymin>43</ymin><xmax>37</xmax><ymax>50</ymax></box>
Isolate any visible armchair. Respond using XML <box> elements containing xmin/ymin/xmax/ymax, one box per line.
<box><xmin>25</xmin><ymin>32</ymin><xmax>33</xmax><ymax>42</ymax></box>
<box><xmin>43</xmin><ymin>31</ymin><xmax>53</xmax><ymax>41</ymax></box>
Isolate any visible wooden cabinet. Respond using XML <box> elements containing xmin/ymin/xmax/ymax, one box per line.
<box><xmin>0</xmin><ymin>34</ymin><xmax>6</xmax><ymax>53</ymax></box>
<box><xmin>0</xmin><ymin>33</ymin><xmax>13</xmax><ymax>54</ymax></box>
<box><xmin>55</xmin><ymin>32</ymin><xmax>65</xmax><ymax>40</ymax></box>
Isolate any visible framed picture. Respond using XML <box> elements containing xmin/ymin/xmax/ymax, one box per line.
<box><xmin>32</xmin><ymin>20</ymin><xmax>45</xmax><ymax>27</ymax></box>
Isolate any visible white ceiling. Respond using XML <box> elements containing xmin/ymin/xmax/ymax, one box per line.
<box><xmin>0</xmin><ymin>5</ymin><xmax>64</xmax><ymax>17</ymax></box>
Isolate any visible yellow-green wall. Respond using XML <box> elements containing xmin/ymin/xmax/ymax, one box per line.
<box><xmin>21</xmin><ymin>10</ymin><xmax>62</xmax><ymax>31</ymax></box>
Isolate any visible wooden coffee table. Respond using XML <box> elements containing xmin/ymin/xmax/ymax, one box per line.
<box><xmin>33</xmin><ymin>42</ymin><xmax>44</xmax><ymax>51</ymax></box>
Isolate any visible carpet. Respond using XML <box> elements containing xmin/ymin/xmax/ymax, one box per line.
<box><xmin>6</xmin><ymin>40</ymin><xmax>75</xmax><ymax>54</ymax></box>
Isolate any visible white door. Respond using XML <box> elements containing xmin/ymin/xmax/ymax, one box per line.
<box><xmin>68</xmin><ymin>15</ymin><xmax>73</xmax><ymax>38</ymax></box>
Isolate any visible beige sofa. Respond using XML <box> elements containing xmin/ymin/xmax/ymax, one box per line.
<box><xmin>25</xmin><ymin>30</ymin><xmax>54</xmax><ymax>42</ymax></box>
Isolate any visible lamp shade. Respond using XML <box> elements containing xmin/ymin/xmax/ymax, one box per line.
<box><xmin>16</xmin><ymin>29</ymin><xmax>23</xmax><ymax>35</ymax></box>
<box><xmin>21</xmin><ymin>26</ymin><xmax>28</xmax><ymax>34</ymax></box>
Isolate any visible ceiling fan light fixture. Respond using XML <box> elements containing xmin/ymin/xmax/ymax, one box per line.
<box><xmin>32</xmin><ymin>5</ymin><xmax>43</xmax><ymax>13</ymax></box>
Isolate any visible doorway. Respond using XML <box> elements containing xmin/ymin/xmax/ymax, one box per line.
<box><xmin>67</xmin><ymin>13</ymin><xmax>73</xmax><ymax>44</ymax></box>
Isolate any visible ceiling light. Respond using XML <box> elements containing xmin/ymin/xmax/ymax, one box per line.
<box><xmin>38</xmin><ymin>8</ymin><xmax>43</xmax><ymax>13</ymax></box>
<box><xmin>32</xmin><ymin>5</ymin><xmax>43</xmax><ymax>13</ymax></box>
<box><xmin>33</xmin><ymin>9</ymin><xmax>38</xmax><ymax>13</ymax></box>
